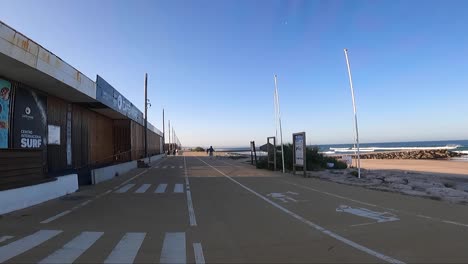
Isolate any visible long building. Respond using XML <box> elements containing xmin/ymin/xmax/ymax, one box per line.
<box><xmin>0</xmin><ymin>20</ymin><xmax>164</xmax><ymax>212</ymax></box>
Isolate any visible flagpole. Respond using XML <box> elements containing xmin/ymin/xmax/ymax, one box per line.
<box><xmin>274</xmin><ymin>75</ymin><xmax>285</xmax><ymax>173</ymax></box>
<box><xmin>344</xmin><ymin>48</ymin><xmax>361</xmax><ymax>178</ymax></box>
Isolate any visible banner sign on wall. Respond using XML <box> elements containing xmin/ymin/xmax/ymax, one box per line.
<box><xmin>96</xmin><ymin>75</ymin><xmax>144</xmax><ymax>125</ymax></box>
<box><xmin>0</xmin><ymin>79</ymin><xmax>11</xmax><ymax>148</ymax></box>
<box><xmin>13</xmin><ymin>87</ymin><xmax>47</xmax><ymax>149</ymax></box>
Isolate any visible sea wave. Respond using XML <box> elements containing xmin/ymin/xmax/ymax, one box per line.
<box><xmin>330</xmin><ymin>145</ymin><xmax>460</xmax><ymax>153</ymax></box>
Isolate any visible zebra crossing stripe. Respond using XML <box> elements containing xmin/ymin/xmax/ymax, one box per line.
<box><xmin>0</xmin><ymin>230</ymin><xmax>62</xmax><ymax>263</ymax></box>
<box><xmin>39</xmin><ymin>231</ymin><xmax>103</xmax><ymax>264</ymax></box>
<box><xmin>135</xmin><ymin>184</ymin><xmax>151</xmax><ymax>193</ymax></box>
<box><xmin>179</xmin><ymin>166</ymin><xmax>183</xmax><ymax>169</ymax></box>
<box><xmin>174</xmin><ymin>184</ymin><xmax>184</xmax><ymax>193</ymax></box>
<box><xmin>171</xmin><ymin>166</ymin><xmax>175</xmax><ymax>169</ymax></box>
<box><xmin>162</xmin><ymin>166</ymin><xmax>168</xmax><ymax>169</ymax></box>
<box><xmin>104</xmin><ymin>232</ymin><xmax>146</xmax><ymax>264</ymax></box>
<box><xmin>193</xmin><ymin>243</ymin><xmax>205</xmax><ymax>264</ymax></box>
<box><xmin>159</xmin><ymin>232</ymin><xmax>186</xmax><ymax>264</ymax></box>
<box><xmin>115</xmin><ymin>184</ymin><xmax>135</xmax><ymax>193</ymax></box>
<box><xmin>155</xmin><ymin>184</ymin><xmax>168</xmax><ymax>193</ymax></box>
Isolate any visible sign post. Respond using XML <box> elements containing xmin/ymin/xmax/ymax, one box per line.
<box><xmin>267</xmin><ymin>136</ymin><xmax>276</xmax><ymax>171</ymax></box>
<box><xmin>250</xmin><ymin>141</ymin><xmax>258</xmax><ymax>166</ymax></box>
<box><xmin>293</xmin><ymin>132</ymin><xmax>307</xmax><ymax>178</ymax></box>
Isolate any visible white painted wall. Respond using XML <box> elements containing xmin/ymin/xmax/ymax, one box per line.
<box><xmin>92</xmin><ymin>154</ymin><xmax>164</xmax><ymax>184</ymax></box>
<box><xmin>0</xmin><ymin>174</ymin><xmax>78</xmax><ymax>215</ymax></box>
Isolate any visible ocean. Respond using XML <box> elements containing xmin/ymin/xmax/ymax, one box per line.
<box><xmin>215</xmin><ymin>140</ymin><xmax>468</xmax><ymax>157</ymax></box>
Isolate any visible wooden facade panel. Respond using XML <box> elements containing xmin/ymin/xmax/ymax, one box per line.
<box><xmin>130</xmin><ymin>121</ymin><xmax>162</xmax><ymax>159</ymax></box>
<box><xmin>47</xmin><ymin>96</ymin><xmax>68</xmax><ymax>172</ymax></box>
<box><xmin>113</xmin><ymin>119</ymin><xmax>131</xmax><ymax>162</ymax></box>
<box><xmin>89</xmin><ymin>112</ymin><xmax>114</xmax><ymax>165</ymax></box>
<box><xmin>0</xmin><ymin>149</ymin><xmax>44</xmax><ymax>189</ymax></box>
<box><xmin>72</xmin><ymin>104</ymin><xmax>89</xmax><ymax>169</ymax></box>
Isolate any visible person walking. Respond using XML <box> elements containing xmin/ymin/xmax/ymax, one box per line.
<box><xmin>208</xmin><ymin>146</ymin><xmax>214</xmax><ymax>159</ymax></box>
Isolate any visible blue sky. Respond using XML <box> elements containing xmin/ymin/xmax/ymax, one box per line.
<box><xmin>2</xmin><ymin>0</ymin><xmax>468</xmax><ymax>147</ymax></box>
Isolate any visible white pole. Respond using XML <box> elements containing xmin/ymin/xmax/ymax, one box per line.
<box><xmin>274</xmin><ymin>75</ymin><xmax>285</xmax><ymax>173</ymax></box>
<box><xmin>344</xmin><ymin>48</ymin><xmax>361</xmax><ymax>178</ymax></box>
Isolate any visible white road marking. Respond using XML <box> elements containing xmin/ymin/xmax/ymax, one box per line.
<box><xmin>159</xmin><ymin>232</ymin><xmax>186</xmax><ymax>264</ymax></box>
<box><xmin>154</xmin><ymin>166</ymin><xmax>159</xmax><ymax>169</ymax></box>
<box><xmin>171</xmin><ymin>166</ymin><xmax>176</xmax><ymax>169</ymax></box>
<box><xmin>118</xmin><ymin>169</ymin><xmax>150</xmax><ymax>188</ymax></box>
<box><xmin>336</xmin><ymin>205</ymin><xmax>399</xmax><ymax>223</ymax></box>
<box><xmin>155</xmin><ymin>184</ymin><xmax>168</xmax><ymax>193</ymax></box>
<box><xmin>41</xmin><ymin>210</ymin><xmax>72</xmax><ymax>224</ymax></box>
<box><xmin>116</xmin><ymin>184</ymin><xmax>136</xmax><ymax>193</ymax></box>
<box><xmin>135</xmin><ymin>184</ymin><xmax>151</xmax><ymax>193</ymax></box>
<box><xmin>193</xmin><ymin>243</ymin><xmax>205</xmax><ymax>264</ymax></box>
<box><xmin>280</xmin><ymin>180</ymin><xmax>378</xmax><ymax>207</ymax></box>
<box><xmin>0</xmin><ymin>236</ymin><xmax>14</xmax><ymax>243</ymax></box>
<box><xmin>39</xmin><ymin>231</ymin><xmax>103</xmax><ymax>264</ymax></box>
<box><xmin>80</xmin><ymin>200</ymin><xmax>92</xmax><ymax>207</ymax></box>
<box><xmin>184</xmin><ymin>156</ymin><xmax>197</xmax><ymax>226</ymax></box>
<box><xmin>282</xmin><ymin>179</ymin><xmax>468</xmax><ymax>230</ymax></box>
<box><xmin>266</xmin><ymin>192</ymin><xmax>304</xmax><ymax>203</ymax></box>
<box><xmin>162</xmin><ymin>166</ymin><xmax>168</xmax><ymax>169</ymax></box>
<box><xmin>174</xmin><ymin>184</ymin><xmax>184</xmax><ymax>193</ymax></box>
<box><xmin>179</xmin><ymin>166</ymin><xmax>183</xmax><ymax>169</ymax></box>
<box><xmin>104</xmin><ymin>232</ymin><xmax>146</xmax><ymax>264</ymax></box>
<box><xmin>0</xmin><ymin>230</ymin><xmax>62</xmax><ymax>263</ymax></box>
<box><xmin>197</xmin><ymin>158</ymin><xmax>405</xmax><ymax>264</ymax></box>
<box><xmin>416</xmin><ymin>214</ymin><xmax>434</xmax><ymax>220</ymax></box>
<box><xmin>442</xmin><ymin>220</ymin><xmax>468</xmax><ymax>228</ymax></box>
<box><xmin>351</xmin><ymin>222</ymin><xmax>378</xmax><ymax>227</ymax></box>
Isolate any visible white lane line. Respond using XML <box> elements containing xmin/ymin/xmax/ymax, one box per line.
<box><xmin>197</xmin><ymin>158</ymin><xmax>404</xmax><ymax>264</ymax></box>
<box><xmin>0</xmin><ymin>230</ymin><xmax>62</xmax><ymax>263</ymax></box>
<box><xmin>280</xmin><ymin>180</ymin><xmax>378</xmax><ymax>208</ymax></box>
<box><xmin>351</xmin><ymin>222</ymin><xmax>379</xmax><ymax>227</ymax></box>
<box><xmin>0</xmin><ymin>236</ymin><xmax>14</xmax><ymax>243</ymax></box>
<box><xmin>442</xmin><ymin>220</ymin><xmax>468</xmax><ymax>228</ymax></box>
<box><xmin>163</xmin><ymin>166</ymin><xmax>168</xmax><ymax>169</ymax></box>
<box><xmin>416</xmin><ymin>214</ymin><xmax>434</xmax><ymax>220</ymax></box>
<box><xmin>184</xmin><ymin>156</ymin><xmax>197</xmax><ymax>226</ymax></box>
<box><xmin>174</xmin><ymin>184</ymin><xmax>184</xmax><ymax>193</ymax></box>
<box><xmin>41</xmin><ymin>210</ymin><xmax>72</xmax><ymax>224</ymax></box>
<box><xmin>179</xmin><ymin>166</ymin><xmax>183</xmax><ymax>169</ymax></box>
<box><xmin>171</xmin><ymin>166</ymin><xmax>176</xmax><ymax>169</ymax></box>
<box><xmin>193</xmin><ymin>243</ymin><xmax>205</xmax><ymax>264</ymax></box>
<box><xmin>159</xmin><ymin>232</ymin><xmax>186</xmax><ymax>264</ymax></box>
<box><xmin>135</xmin><ymin>184</ymin><xmax>151</xmax><ymax>193</ymax></box>
<box><xmin>80</xmin><ymin>200</ymin><xmax>92</xmax><ymax>207</ymax></box>
<box><xmin>154</xmin><ymin>166</ymin><xmax>160</xmax><ymax>169</ymax></box>
<box><xmin>115</xmin><ymin>184</ymin><xmax>136</xmax><ymax>193</ymax></box>
<box><xmin>39</xmin><ymin>231</ymin><xmax>104</xmax><ymax>264</ymax></box>
<box><xmin>155</xmin><ymin>184</ymin><xmax>168</xmax><ymax>193</ymax></box>
<box><xmin>104</xmin><ymin>232</ymin><xmax>146</xmax><ymax>264</ymax></box>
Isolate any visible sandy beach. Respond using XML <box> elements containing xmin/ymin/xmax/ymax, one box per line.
<box><xmin>360</xmin><ymin>159</ymin><xmax>468</xmax><ymax>176</ymax></box>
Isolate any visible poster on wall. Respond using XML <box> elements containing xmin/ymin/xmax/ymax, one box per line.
<box><xmin>13</xmin><ymin>87</ymin><xmax>47</xmax><ymax>149</ymax></box>
<box><xmin>0</xmin><ymin>79</ymin><xmax>11</xmax><ymax>148</ymax></box>
<box><xmin>48</xmin><ymin>125</ymin><xmax>60</xmax><ymax>145</ymax></box>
